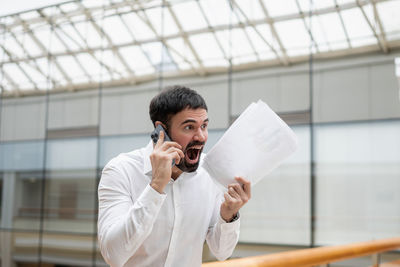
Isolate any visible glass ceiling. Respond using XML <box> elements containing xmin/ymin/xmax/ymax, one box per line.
<box><xmin>1</xmin><ymin>0</ymin><xmax>400</xmax><ymax>96</ymax></box>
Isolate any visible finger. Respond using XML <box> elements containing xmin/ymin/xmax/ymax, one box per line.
<box><xmin>155</xmin><ymin>130</ymin><xmax>165</xmax><ymax>148</ymax></box>
<box><xmin>235</xmin><ymin>176</ymin><xmax>251</xmax><ymax>198</ymax></box>
<box><xmin>161</xmin><ymin>147</ymin><xmax>181</xmax><ymax>164</ymax></box>
<box><xmin>223</xmin><ymin>192</ymin><xmax>234</xmax><ymax>204</ymax></box>
<box><xmin>166</xmin><ymin>147</ymin><xmax>184</xmax><ymax>159</ymax></box>
<box><xmin>172</xmin><ymin>151</ymin><xmax>181</xmax><ymax>164</ymax></box>
<box><xmin>228</xmin><ymin>185</ymin><xmax>240</xmax><ymax>199</ymax></box>
<box><xmin>229</xmin><ymin>183</ymin><xmax>246</xmax><ymax>200</ymax></box>
<box><xmin>176</xmin><ymin>148</ymin><xmax>184</xmax><ymax>160</ymax></box>
<box><xmin>161</xmin><ymin>141</ymin><xmax>182</xmax><ymax>151</ymax></box>
<box><xmin>172</xmin><ymin>149</ymin><xmax>184</xmax><ymax>164</ymax></box>
<box><xmin>230</xmin><ymin>184</ymin><xmax>248</xmax><ymax>205</ymax></box>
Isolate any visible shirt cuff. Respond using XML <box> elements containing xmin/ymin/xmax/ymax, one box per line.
<box><xmin>219</xmin><ymin>213</ymin><xmax>240</xmax><ymax>228</ymax></box>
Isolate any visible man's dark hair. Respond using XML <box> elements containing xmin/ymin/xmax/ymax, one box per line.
<box><xmin>149</xmin><ymin>85</ymin><xmax>208</xmax><ymax>127</ymax></box>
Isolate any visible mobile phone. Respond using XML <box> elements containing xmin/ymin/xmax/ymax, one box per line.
<box><xmin>151</xmin><ymin>124</ymin><xmax>171</xmax><ymax>143</ymax></box>
<box><xmin>151</xmin><ymin>125</ymin><xmax>175</xmax><ymax>165</ymax></box>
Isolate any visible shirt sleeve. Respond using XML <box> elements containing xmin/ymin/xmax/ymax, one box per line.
<box><xmin>205</xmin><ymin>191</ymin><xmax>240</xmax><ymax>261</ymax></box>
<box><xmin>97</xmin><ymin>165</ymin><xmax>166</xmax><ymax>267</ymax></box>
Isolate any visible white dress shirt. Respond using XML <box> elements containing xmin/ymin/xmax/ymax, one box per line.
<box><xmin>98</xmin><ymin>141</ymin><xmax>240</xmax><ymax>267</ymax></box>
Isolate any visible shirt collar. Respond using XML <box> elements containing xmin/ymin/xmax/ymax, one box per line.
<box><xmin>143</xmin><ymin>140</ymin><xmax>154</xmax><ymax>176</ymax></box>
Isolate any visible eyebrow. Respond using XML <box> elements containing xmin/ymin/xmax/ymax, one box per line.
<box><xmin>180</xmin><ymin>118</ymin><xmax>209</xmax><ymax>125</ymax></box>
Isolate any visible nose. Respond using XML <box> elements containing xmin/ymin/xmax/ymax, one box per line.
<box><xmin>194</xmin><ymin>128</ymin><xmax>206</xmax><ymax>142</ymax></box>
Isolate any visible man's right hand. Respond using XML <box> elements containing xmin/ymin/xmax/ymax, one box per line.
<box><xmin>149</xmin><ymin>130</ymin><xmax>184</xmax><ymax>193</ymax></box>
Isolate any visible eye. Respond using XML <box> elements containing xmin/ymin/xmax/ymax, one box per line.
<box><xmin>184</xmin><ymin>125</ymin><xmax>194</xmax><ymax>130</ymax></box>
<box><xmin>201</xmin><ymin>124</ymin><xmax>208</xmax><ymax>129</ymax></box>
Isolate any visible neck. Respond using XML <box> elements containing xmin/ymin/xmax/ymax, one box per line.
<box><xmin>171</xmin><ymin>166</ymin><xmax>183</xmax><ymax>180</ymax></box>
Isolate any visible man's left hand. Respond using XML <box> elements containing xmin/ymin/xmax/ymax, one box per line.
<box><xmin>220</xmin><ymin>177</ymin><xmax>251</xmax><ymax>222</ymax></box>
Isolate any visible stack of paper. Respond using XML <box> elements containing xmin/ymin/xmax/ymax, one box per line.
<box><xmin>203</xmin><ymin>100</ymin><xmax>298</xmax><ymax>188</ymax></box>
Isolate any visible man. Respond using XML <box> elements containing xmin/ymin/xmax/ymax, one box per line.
<box><xmin>98</xmin><ymin>85</ymin><xmax>251</xmax><ymax>267</ymax></box>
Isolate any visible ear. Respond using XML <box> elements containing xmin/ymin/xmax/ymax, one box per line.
<box><xmin>154</xmin><ymin>121</ymin><xmax>167</xmax><ymax>129</ymax></box>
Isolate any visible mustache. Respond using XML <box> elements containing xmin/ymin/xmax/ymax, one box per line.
<box><xmin>186</xmin><ymin>141</ymin><xmax>205</xmax><ymax>149</ymax></box>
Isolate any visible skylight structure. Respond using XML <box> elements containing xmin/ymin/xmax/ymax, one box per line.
<box><xmin>1</xmin><ymin>0</ymin><xmax>399</xmax><ymax>97</ymax></box>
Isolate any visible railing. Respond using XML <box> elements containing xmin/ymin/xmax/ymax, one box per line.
<box><xmin>202</xmin><ymin>237</ymin><xmax>400</xmax><ymax>267</ymax></box>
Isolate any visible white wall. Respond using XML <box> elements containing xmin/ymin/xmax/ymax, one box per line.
<box><xmin>313</xmin><ymin>60</ymin><xmax>400</xmax><ymax>122</ymax></box>
<box><xmin>48</xmin><ymin>91</ymin><xmax>99</xmax><ymax>129</ymax></box>
<box><xmin>232</xmin><ymin>72</ymin><xmax>310</xmax><ymax>115</ymax></box>
<box><xmin>100</xmin><ymin>87</ymin><xmax>157</xmax><ymax>135</ymax></box>
<box><xmin>0</xmin><ymin>96</ymin><xmax>46</xmax><ymax>141</ymax></box>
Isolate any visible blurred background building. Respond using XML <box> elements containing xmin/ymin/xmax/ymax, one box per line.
<box><xmin>0</xmin><ymin>0</ymin><xmax>399</xmax><ymax>266</ymax></box>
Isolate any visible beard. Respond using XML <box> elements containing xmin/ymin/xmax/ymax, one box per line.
<box><xmin>176</xmin><ymin>140</ymin><xmax>205</xmax><ymax>173</ymax></box>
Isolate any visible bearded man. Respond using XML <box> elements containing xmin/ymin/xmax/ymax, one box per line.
<box><xmin>98</xmin><ymin>85</ymin><xmax>251</xmax><ymax>267</ymax></box>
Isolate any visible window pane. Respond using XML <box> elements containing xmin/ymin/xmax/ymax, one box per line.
<box><xmin>377</xmin><ymin>0</ymin><xmax>400</xmax><ymax>41</ymax></box>
<box><xmin>46</xmin><ymin>138</ymin><xmax>97</xmax><ymax>170</ymax></box>
<box><xmin>240</xmin><ymin>125</ymin><xmax>311</xmax><ymax>245</ymax></box>
<box><xmin>340</xmin><ymin>7</ymin><xmax>376</xmax><ymax>47</ymax></box>
<box><xmin>262</xmin><ymin>0</ymin><xmax>299</xmax><ymax>17</ymax></box>
<box><xmin>315</xmin><ymin>121</ymin><xmax>400</xmax><ymax>244</ymax></box>
<box><xmin>100</xmin><ymin>134</ymin><xmax>150</xmax><ymax>167</ymax></box>
<box><xmin>42</xmin><ymin>169</ymin><xmax>97</xmax><ymax>234</ymax></box>
<box><xmin>316</xmin><ymin>13</ymin><xmax>348</xmax><ymax>50</ymax></box>
<box><xmin>13</xmin><ymin>171</ymin><xmax>43</xmax><ymax>231</ymax></box>
<box><xmin>189</xmin><ymin>33</ymin><xmax>224</xmax><ymax>67</ymax></box>
<box><xmin>275</xmin><ymin>19</ymin><xmax>311</xmax><ymax>56</ymax></box>
<box><xmin>0</xmin><ymin>141</ymin><xmax>45</xmax><ymax>171</ymax></box>
<box><xmin>201</xmin><ymin>0</ymin><xmax>238</xmax><ymax>27</ymax></box>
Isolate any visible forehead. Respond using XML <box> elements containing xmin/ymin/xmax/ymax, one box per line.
<box><xmin>171</xmin><ymin>108</ymin><xmax>208</xmax><ymax>124</ymax></box>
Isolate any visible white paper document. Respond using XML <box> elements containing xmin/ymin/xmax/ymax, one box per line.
<box><xmin>202</xmin><ymin>100</ymin><xmax>298</xmax><ymax>188</ymax></box>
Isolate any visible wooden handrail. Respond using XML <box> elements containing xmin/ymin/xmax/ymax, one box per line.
<box><xmin>202</xmin><ymin>237</ymin><xmax>400</xmax><ymax>267</ymax></box>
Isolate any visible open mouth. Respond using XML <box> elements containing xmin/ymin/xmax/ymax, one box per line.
<box><xmin>185</xmin><ymin>146</ymin><xmax>202</xmax><ymax>164</ymax></box>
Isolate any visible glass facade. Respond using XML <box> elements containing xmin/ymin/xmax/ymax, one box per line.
<box><xmin>2</xmin><ymin>118</ymin><xmax>400</xmax><ymax>265</ymax></box>
<box><xmin>314</xmin><ymin>120</ymin><xmax>400</xmax><ymax>245</ymax></box>
<box><xmin>239</xmin><ymin>125</ymin><xmax>311</xmax><ymax>245</ymax></box>
<box><xmin>1</xmin><ymin>87</ymin><xmax>400</xmax><ymax>266</ymax></box>
<box><xmin>1</xmin><ymin>1</ymin><xmax>400</xmax><ymax>267</ymax></box>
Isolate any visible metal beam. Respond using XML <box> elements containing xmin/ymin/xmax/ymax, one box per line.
<box><xmin>118</xmin><ymin>13</ymin><xmax>156</xmax><ymax>73</ymax></box>
<box><xmin>5</xmin><ymin>39</ymin><xmax>400</xmax><ymax>98</ymax></box>
<box><xmin>38</xmin><ymin>8</ymin><xmax>92</xmax><ymax>85</ymax></box>
<box><xmin>129</xmin><ymin>1</ymin><xmax>202</xmax><ymax>75</ymax></box>
<box><xmin>1</xmin><ymin>69</ymin><xmax>19</xmax><ymax>92</ymax></box>
<box><xmin>125</xmin><ymin>3</ymin><xmax>159</xmax><ymax>72</ymax></box>
<box><xmin>165</xmin><ymin>2</ymin><xmax>206</xmax><ymax>75</ymax></box>
<box><xmin>78</xmin><ymin>3</ymin><xmax>136</xmax><ymax>81</ymax></box>
<box><xmin>196</xmin><ymin>1</ymin><xmax>228</xmax><ymax>61</ymax></box>
<box><xmin>58</xmin><ymin>8</ymin><xmax>124</xmax><ymax>79</ymax></box>
<box><xmin>257</xmin><ymin>0</ymin><xmax>290</xmax><ymax>65</ymax></box>
<box><xmin>122</xmin><ymin>10</ymin><xmax>193</xmax><ymax>74</ymax></box>
<box><xmin>14</xmin><ymin>15</ymin><xmax>73</xmax><ymax>90</ymax></box>
<box><xmin>333</xmin><ymin>0</ymin><xmax>352</xmax><ymax>49</ymax></box>
<box><xmin>355</xmin><ymin>0</ymin><xmax>387</xmax><ymax>53</ymax></box>
<box><xmin>0</xmin><ymin>44</ymin><xmax>39</xmax><ymax>90</ymax></box>
<box><xmin>4</xmin><ymin>24</ymin><xmax>400</xmax><ymax>67</ymax></box>
<box><xmin>2</xmin><ymin>30</ymin><xmax>58</xmax><ymax>87</ymax></box>
<box><xmin>371</xmin><ymin>0</ymin><xmax>389</xmax><ymax>53</ymax></box>
<box><xmin>1</xmin><ymin>0</ymin><xmax>393</xmax><ymax>66</ymax></box>
<box><xmin>1</xmin><ymin>0</ymin><xmax>398</xmax><ymax>95</ymax></box>
<box><xmin>6</xmin><ymin>0</ymin><xmax>391</xmax><ymax>31</ymax></box>
<box><xmin>58</xmin><ymin>7</ymin><xmax>89</xmax><ymax>47</ymax></box>
<box><xmin>294</xmin><ymin>0</ymin><xmax>320</xmax><ymax>54</ymax></box>
<box><xmin>230</xmin><ymin>0</ymin><xmax>260</xmax><ymax>61</ymax></box>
